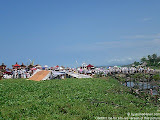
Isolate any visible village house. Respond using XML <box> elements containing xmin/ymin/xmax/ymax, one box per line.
<box><xmin>12</xmin><ymin>62</ymin><xmax>21</xmax><ymax>69</ymax></box>
<box><xmin>0</xmin><ymin>63</ymin><xmax>6</xmax><ymax>71</ymax></box>
<box><xmin>21</xmin><ymin>63</ymin><xmax>26</xmax><ymax>69</ymax></box>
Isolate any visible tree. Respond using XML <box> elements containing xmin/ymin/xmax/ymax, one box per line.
<box><xmin>157</xmin><ymin>56</ymin><xmax>160</xmax><ymax>64</ymax></box>
<box><xmin>152</xmin><ymin>54</ymin><xmax>157</xmax><ymax>59</ymax></box>
<box><xmin>133</xmin><ymin>61</ymin><xmax>140</xmax><ymax>66</ymax></box>
<box><xmin>148</xmin><ymin>55</ymin><xmax>152</xmax><ymax>61</ymax></box>
<box><xmin>132</xmin><ymin>53</ymin><xmax>160</xmax><ymax>67</ymax></box>
<box><xmin>147</xmin><ymin>55</ymin><xmax>152</xmax><ymax>66</ymax></box>
<box><xmin>152</xmin><ymin>54</ymin><xmax>157</xmax><ymax>65</ymax></box>
<box><xmin>141</xmin><ymin>57</ymin><xmax>147</xmax><ymax>63</ymax></box>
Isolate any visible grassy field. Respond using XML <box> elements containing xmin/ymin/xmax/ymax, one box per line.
<box><xmin>0</xmin><ymin>78</ymin><xmax>159</xmax><ymax>120</ymax></box>
<box><xmin>150</xmin><ymin>66</ymin><xmax>160</xmax><ymax>70</ymax></box>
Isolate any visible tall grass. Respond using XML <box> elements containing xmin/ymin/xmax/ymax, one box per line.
<box><xmin>0</xmin><ymin>78</ymin><xmax>158</xmax><ymax>119</ymax></box>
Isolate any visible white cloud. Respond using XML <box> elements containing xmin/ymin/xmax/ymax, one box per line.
<box><xmin>143</xmin><ymin>18</ymin><xmax>152</xmax><ymax>21</ymax></box>
<box><xmin>123</xmin><ymin>33</ymin><xmax>160</xmax><ymax>39</ymax></box>
<box><xmin>93</xmin><ymin>38</ymin><xmax>160</xmax><ymax>49</ymax></box>
<box><xmin>56</xmin><ymin>33</ymin><xmax>160</xmax><ymax>66</ymax></box>
<box><xmin>60</xmin><ymin>37</ymin><xmax>160</xmax><ymax>54</ymax></box>
<box><xmin>152</xmin><ymin>39</ymin><xmax>160</xmax><ymax>44</ymax></box>
<box><xmin>107</xmin><ymin>57</ymin><xmax>140</xmax><ymax>65</ymax></box>
<box><xmin>95</xmin><ymin>41</ymin><xmax>120</xmax><ymax>45</ymax></box>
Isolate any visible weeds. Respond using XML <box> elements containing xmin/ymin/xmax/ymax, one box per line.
<box><xmin>0</xmin><ymin>78</ymin><xmax>158</xmax><ymax>119</ymax></box>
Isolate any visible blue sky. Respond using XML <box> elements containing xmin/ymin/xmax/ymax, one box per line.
<box><xmin>0</xmin><ymin>0</ymin><xmax>160</xmax><ymax>68</ymax></box>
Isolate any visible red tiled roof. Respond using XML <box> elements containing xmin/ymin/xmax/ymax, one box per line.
<box><xmin>87</xmin><ymin>64</ymin><xmax>94</xmax><ymax>67</ymax></box>
<box><xmin>13</xmin><ymin>62</ymin><xmax>20</xmax><ymax>67</ymax></box>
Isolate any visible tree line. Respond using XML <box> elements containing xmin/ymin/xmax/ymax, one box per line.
<box><xmin>133</xmin><ymin>53</ymin><xmax>160</xmax><ymax>67</ymax></box>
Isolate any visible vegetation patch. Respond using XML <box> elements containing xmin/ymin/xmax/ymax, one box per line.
<box><xmin>0</xmin><ymin>78</ymin><xmax>158</xmax><ymax>119</ymax></box>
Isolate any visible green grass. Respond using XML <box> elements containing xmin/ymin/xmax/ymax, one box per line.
<box><xmin>0</xmin><ymin>78</ymin><xmax>158</xmax><ymax>120</ymax></box>
<box><xmin>150</xmin><ymin>66</ymin><xmax>160</xmax><ymax>70</ymax></box>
